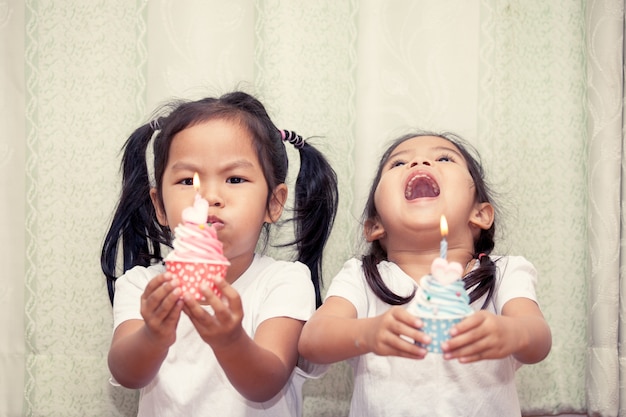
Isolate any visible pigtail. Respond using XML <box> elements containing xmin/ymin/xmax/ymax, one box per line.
<box><xmin>283</xmin><ymin>131</ymin><xmax>338</xmax><ymax>307</ymax></box>
<box><xmin>363</xmin><ymin>252</ymin><xmax>415</xmax><ymax>305</ymax></box>
<box><xmin>463</xmin><ymin>218</ymin><xmax>498</xmax><ymax>308</ymax></box>
<box><xmin>101</xmin><ymin>121</ymin><xmax>170</xmax><ymax>304</ymax></box>
<box><xmin>463</xmin><ymin>253</ymin><xmax>497</xmax><ymax>309</ymax></box>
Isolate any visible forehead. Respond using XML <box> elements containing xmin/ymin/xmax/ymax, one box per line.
<box><xmin>390</xmin><ymin>135</ymin><xmax>462</xmax><ymax>156</ymax></box>
<box><xmin>172</xmin><ymin>118</ymin><xmax>254</xmax><ymax>151</ymax></box>
<box><xmin>167</xmin><ymin>118</ymin><xmax>261</xmax><ymax>168</ymax></box>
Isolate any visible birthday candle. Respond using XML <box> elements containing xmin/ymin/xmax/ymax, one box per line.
<box><xmin>193</xmin><ymin>173</ymin><xmax>202</xmax><ymax>203</ymax></box>
<box><xmin>181</xmin><ymin>173</ymin><xmax>209</xmax><ymax>225</ymax></box>
<box><xmin>439</xmin><ymin>215</ymin><xmax>448</xmax><ymax>259</ymax></box>
<box><xmin>192</xmin><ymin>172</ymin><xmax>205</xmax><ymax>211</ymax></box>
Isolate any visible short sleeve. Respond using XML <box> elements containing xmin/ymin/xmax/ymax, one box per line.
<box><xmin>324</xmin><ymin>259</ymin><xmax>370</xmax><ymax>318</ymax></box>
<box><xmin>112</xmin><ymin>264</ymin><xmax>163</xmax><ymax>329</ymax></box>
<box><xmin>252</xmin><ymin>260</ymin><xmax>317</xmax><ymax>326</ymax></box>
<box><xmin>493</xmin><ymin>256</ymin><xmax>538</xmax><ymax>314</ymax></box>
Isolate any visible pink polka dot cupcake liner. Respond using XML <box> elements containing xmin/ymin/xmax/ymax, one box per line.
<box><xmin>166</xmin><ymin>260</ymin><xmax>229</xmax><ymax>300</ymax></box>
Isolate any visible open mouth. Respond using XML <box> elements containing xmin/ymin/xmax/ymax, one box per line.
<box><xmin>405</xmin><ymin>172</ymin><xmax>440</xmax><ymax>200</ymax></box>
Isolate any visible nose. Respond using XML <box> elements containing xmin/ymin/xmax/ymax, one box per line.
<box><xmin>410</xmin><ymin>158</ymin><xmax>431</xmax><ymax>167</ymax></box>
<box><xmin>207</xmin><ymin>194</ymin><xmax>224</xmax><ymax>207</ymax></box>
<box><xmin>202</xmin><ymin>185</ymin><xmax>224</xmax><ymax>207</ymax></box>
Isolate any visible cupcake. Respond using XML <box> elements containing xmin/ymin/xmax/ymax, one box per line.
<box><xmin>408</xmin><ymin>257</ymin><xmax>473</xmax><ymax>353</ymax></box>
<box><xmin>164</xmin><ymin>193</ymin><xmax>229</xmax><ymax>300</ymax></box>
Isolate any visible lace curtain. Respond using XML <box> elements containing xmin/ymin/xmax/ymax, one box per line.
<box><xmin>0</xmin><ymin>0</ymin><xmax>623</xmax><ymax>415</ymax></box>
<box><xmin>586</xmin><ymin>1</ymin><xmax>625</xmax><ymax>415</ymax></box>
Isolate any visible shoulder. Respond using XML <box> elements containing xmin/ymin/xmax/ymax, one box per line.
<box><xmin>251</xmin><ymin>255</ymin><xmax>311</xmax><ymax>282</ymax></box>
<box><xmin>338</xmin><ymin>257</ymin><xmax>364</xmax><ymax>275</ymax></box>
<box><xmin>240</xmin><ymin>255</ymin><xmax>317</xmax><ymax>324</ymax></box>
<box><xmin>324</xmin><ymin>257</ymin><xmax>360</xmax><ymax>287</ymax></box>
<box><xmin>328</xmin><ymin>258</ymin><xmax>365</xmax><ymax>286</ymax></box>
<box><xmin>492</xmin><ymin>255</ymin><xmax>539</xmax><ymax>312</ymax></box>
<box><xmin>240</xmin><ymin>255</ymin><xmax>314</xmax><ymax>296</ymax></box>
<box><xmin>327</xmin><ymin>258</ymin><xmax>410</xmax><ymax>292</ymax></box>
<box><xmin>322</xmin><ymin>258</ymin><xmax>366</xmax><ymax>315</ymax></box>
<box><xmin>494</xmin><ymin>256</ymin><xmax>537</xmax><ymax>281</ymax></box>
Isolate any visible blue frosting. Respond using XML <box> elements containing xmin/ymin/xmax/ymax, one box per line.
<box><xmin>410</xmin><ymin>274</ymin><xmax>473</xmax><ymax>318</ymax></box>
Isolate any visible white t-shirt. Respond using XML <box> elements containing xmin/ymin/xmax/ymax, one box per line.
<box><xmin>112</xmin><ymin>254</ymin><xmax>325</xmax><ymax>417</ymax></box>
<box><xmin>326</xmin><ymin>256</ymin><xmax>539</xmax><ymax>417</ymax></box>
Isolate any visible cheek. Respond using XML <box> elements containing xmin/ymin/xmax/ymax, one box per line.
<box><xmin>373</xmin><ymin>181</ymin><xmax>393</xmax><ymax>213</ymax></box>
<box><xmin>162</xmin><ymin>200</ymin><xmax>184</xmax><ymax>228</ymax></box>
<box><xmin>154</xmin><ymin>200</ymin><xmax>169</xmax><ymax>226</ymax></box>
<box><xmin>240</xmin><ymin>192</ymin><xmax>271</xmax><ymax>223</ymax></box>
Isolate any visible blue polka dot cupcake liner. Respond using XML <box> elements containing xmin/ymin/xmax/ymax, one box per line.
<box><xmin>416</xmin><ymin>316</ymin><xmax>464</xmax><ymax>353</ymax></box>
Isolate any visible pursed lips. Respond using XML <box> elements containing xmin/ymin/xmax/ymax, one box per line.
<box><xmin>207</xmin><ymin>215</ymin><xmax>225</xmax><ymax>230</ymax></box>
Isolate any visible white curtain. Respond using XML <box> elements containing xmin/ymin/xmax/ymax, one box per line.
<box><xmin>586</xmin><ymin>1</ymin><xmax>625</xmax><ymax>416</ymax></box>
<box><xmin>0</xmin><ymin>0</ymin><xmax>620</xmax><ymax>416</ymax></box>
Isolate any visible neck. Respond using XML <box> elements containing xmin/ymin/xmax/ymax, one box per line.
<box><xmin>387</xmin><ymin>247</ymin><xmax>475</xmax><ymax>283</ymax></box>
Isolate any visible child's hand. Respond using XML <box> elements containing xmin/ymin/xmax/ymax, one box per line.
<box><xmin>364</xmin><ymin>306</ymin><xmax>430</xmax><ymax>359</ymax></box>
<box><xmin>441</xmin><ymin>310</ymin><xmax>521</xmax><ymax>363</ymax></box>
<box><xmin>442</xmin><ymin>298</ymin><xmax>551</xmax><ymax>364</ymax></box>
<box><xmin>441</xmin><ymin>296</ymin><xmax>551</xmax><ymax>364</ymax></box>
<box><xmin>140</xmin><ymin>272</ymin><xmax>184</xmax><ymax>349</ymax></box>
<box><xmin>182</xmin><ymin>276</ymin><xmax>246</xmax><ymax>349</ymax></box>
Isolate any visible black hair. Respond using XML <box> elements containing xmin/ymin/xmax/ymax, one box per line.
<box><xmin>101</xmin><ymin>91</ymin><xmax>338</xmax><ymax>307</ymax></box>
<box><xmin>361</xmin><ymin>131</ymin><xmax>497</xmax><ymax>308</ymax></box>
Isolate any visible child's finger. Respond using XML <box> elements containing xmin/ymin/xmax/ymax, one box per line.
<box><xmin>142</xmin><ymin>275</ymin><xmax>179</xmax><ymax>315</ymax></box>
<box><xmin>212</xmin><ymin>277</ymin><xmax>242</xmax><ymax>315</ymax></box>
<box><xmin>391</xmin><ymin>330</ymin><xmax>429</xmax><ymax>359</ymax></box>
<box><xmin>449</xmin><ymin>311</ymin><xmax>484</xmax><ymax>336</ymax></box>
<box><xmin>182</xmin><ymin>292</ymin><xmax>205</xmax><ymax>315</ymax></box>
<box><xmin>442</xmin><ymin>323</ymin><xmax>492</xmax><ymax>360</ymax></box>
<box><xmin>409</xmin><ymin>328</ymin><xmax>432</xmax><ymax>347</ymax></box>
<box><xmin>143</xmin><ymin>272</ymin><xmax>173</xmax><ymax>297</ymax></box>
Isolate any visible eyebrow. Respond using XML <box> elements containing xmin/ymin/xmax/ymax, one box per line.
<box><xmin>222</xmin><ymin>159</ymin><xmax>256</xmax><ymax>171</ymax></box>
<box><xmin>169</xmin><ymin>161</ymin><xmax>200</xmax><ymax>171</ymax></box>
<box><xmin>388</xmin><ymin>145</ymin><xmax>465</xmax><ymax>162</ymax></box>
<box><xmin>433</xmin><ymin>145</ymin><xmax>465</xmax><ymax>160</ymax></box>
<box><xmin>170</xmin><ymin>159</ymin><xmax>256</xmax><ymax>172</ymax></box>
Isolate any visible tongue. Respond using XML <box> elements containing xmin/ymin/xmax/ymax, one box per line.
<box><xmin>410</xmin><ymin>183</ymin><xmax>436</xmax><ymax>199</ymax></box>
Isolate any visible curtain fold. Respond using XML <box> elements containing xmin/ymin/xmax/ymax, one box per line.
<box><xmin>586</xmin><ymin>1</ymin><xmax>625</xmax><ymax>415</ymax></box>
<box><xmin>0</xmin><ymin>1</ymin><xmax>26</xmax><ymax>416</ymax></box>
<box><xmin>2</xmin><ymin>0</ymin><xmax>622</xmax><ymax>416</ymax></box>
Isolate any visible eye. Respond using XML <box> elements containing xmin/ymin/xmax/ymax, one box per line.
<box><xmin>388</xmin><ymin>159</ymin><xmax>406</xmax><ymax>169</ymax></box>
<box><xmin>437</xmin><ymin>154</ymin><xmax>456</xmax><ymax>163</ymax></box>
<box><xmin>178</xmin><ymin>177</ymin><xmax>194</xmax><ymax>186</ymax></box>
<box><xmin>226</xmin><ymin>177</ymin><xmax>247</xmax><ymax>184</ymax></box>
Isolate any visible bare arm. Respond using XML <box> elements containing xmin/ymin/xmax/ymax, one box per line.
<box><xmin>108</xmin><ymin>273</ymin><xmax>183</xmax><ymax>388</ymax></box>
<box><xmin>502</xmin><ymin>298</ymin><xmax>552</xmax><ymax>363</ymax></box>
<box><xmin>183</xmin><ymin>279</ymin><xmax>304</xmax><ymax>402</ymax></box>
<box><xmin>214</xmin><ymin>317</ymin><xmax>302</xmax><ymax>402</ymax></box>
<box><xmin>442</xmin><ymin>297</ymin><xmax>552</xmax><ymax>364</ymax></box>
<box><xmin>298</xmin><ymin>296</ymin><xmax>431</xmax><ymax>364</ymax></box>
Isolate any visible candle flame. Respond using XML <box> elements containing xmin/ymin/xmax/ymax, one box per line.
<box><xmin>440</xmin><ymin>215</ymin><xmax>448</xmax><ymax>237</ymax></box>
<box><xmin>193</xmin><ymin>172</ymin><xmax>200</xmax><ymax>192</ymax></box>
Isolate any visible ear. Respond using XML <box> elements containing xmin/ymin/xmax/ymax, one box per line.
<box><xmin>265</xmin><ymin>183</ymin><xmax>288</xmax><ymax>224</ymax></box>
<box><xmin>469</xmin><ymin>202</ymin><xmax>494</xmax><ymax>230</ymax></box>
<box><xmin>150</xmin><ymin>188</ymin><xmax>168</xmax><ymax>227</ymax></box>
<box><xmin>364</xmin><ymin>217</ymin><xmax>386</xmax><ymax>242</ymax></box>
